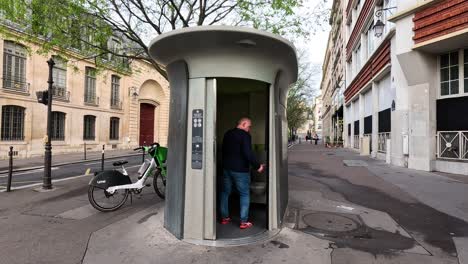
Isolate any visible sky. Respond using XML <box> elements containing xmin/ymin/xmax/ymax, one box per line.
<box><xmin>296</xmin><ymin>0</ymin><xmax>333</xmax><ymax>100</ymax></box>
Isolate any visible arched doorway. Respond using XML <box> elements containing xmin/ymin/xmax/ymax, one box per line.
<box><xmin>139</xmin><ymin>103</ymin><xmax>156</xmax><ymax>146</ymax></box>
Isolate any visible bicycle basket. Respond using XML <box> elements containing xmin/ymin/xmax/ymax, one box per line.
<box><xmin>156</xmin><ymin>146</ymin><xmax>168</xmax><ymax>163</ymax></box>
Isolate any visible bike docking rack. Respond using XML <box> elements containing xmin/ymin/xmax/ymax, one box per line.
<box><xmin>6</xmin><ymin>146</ymin><xmax>13</xmax><ymax>192</ymax></box>
<box><xmin>148</xmin><ymin>26</ymin><xmax>298</xmax><ymax>245</ymax></box>
<box><xmin>87</xmin><ymin>142</ymin><xmax>167</xmax><ymax>212</ymax></box>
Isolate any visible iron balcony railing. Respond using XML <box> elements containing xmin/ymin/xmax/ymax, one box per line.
<box><xmin>437</xmin><ymin>131</ymin><xmax>468</xmax><ymax>161</ymax></box>
<box><xmin>2</xmin><ymin>77</ymin><xmax>30</xmax><ymax>94</ymax></box>
<box><xmin>353</xmin><ymin>135</ymin><xmax>359</xmax><ymax>149</ymax></box>
<box><xmin>110</xmin><ymin>99</ymin><xmax>122</xmax><ymax>110</ymax></box>
<box><xmin>378</xmin><ymin>132</ymin><xmax>391</xmax><ymax>153</ymax></box>
<box><xmin>84</xmin><ymin>95</ymin><xmax>99</xmax><ymax>106</ymax></box>
<box><xmin>52</xmin><ymin>86</ymin><xmax>70</xmax><ymax>101</ymax></box>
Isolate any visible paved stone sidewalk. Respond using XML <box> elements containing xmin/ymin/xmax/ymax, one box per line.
<box><xmin>1</xmin><ymin>143</ymin><xmax>467</xmax><ymax>264</ymax></box>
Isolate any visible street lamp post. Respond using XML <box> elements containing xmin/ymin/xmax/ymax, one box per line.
<box><xmin>43</xmin><ymin>58</ymin><xmax>55</xmax><ymax>189</ymax></box>
<box><xmin>373</xmin><ymin>6</ymin><xmax>397</xmax><ymax>37</ymax></box>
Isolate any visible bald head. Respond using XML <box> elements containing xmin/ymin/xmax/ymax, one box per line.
<box><xmin>237</xmin><ymin>117</ymin><xmax>252</xmax><ymax>133</ymax></box>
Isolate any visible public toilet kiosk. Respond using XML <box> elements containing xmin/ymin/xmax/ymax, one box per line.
<box><xmin>149</xmin><ymin>26</ymin><xmax>298</xmax><ymax>245</ymax></box>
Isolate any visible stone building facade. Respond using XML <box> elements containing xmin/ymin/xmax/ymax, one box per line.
<box><xmin>328</xmin><ymin>0</ymin><xmax>468</xmax><ymax>174</ymax></box>
<box><xmin>320</xmin><ymin>0</ymin><xmax>346</xmax><ymax>145</ymax></box>
<box><xmin>0</xmin><ymin>29</ymin><xmax>169</xmax><ymax>159</ymax></box>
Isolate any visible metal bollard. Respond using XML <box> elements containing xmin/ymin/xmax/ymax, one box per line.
<box><xmin>6</xmin><ymin>146</ymin><xmax>13</xmax><ymax>192</ymax></box>
<box><xmin>84</xmin><ymin>142</ymin><xmax>87</xmax><ymax>160</ymax></box>
<box><xmin>142</xmin><ymin>147</ymin><xmax>145</xmax><ymax>163</ymax></box>
<box><xmin>101</xmin><ymin>145</ymin><xmax>105</xmax><ymax>171</ymax></box>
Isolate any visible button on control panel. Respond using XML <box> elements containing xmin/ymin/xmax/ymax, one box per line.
<box><xmin>191</xmin><ymin>109</ymin><xmax>203</xmax><ymax>169</ymax></box>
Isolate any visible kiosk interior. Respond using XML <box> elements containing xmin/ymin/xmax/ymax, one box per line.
<box><xmin>149</xmin><ymin>26</ymin><xmax>298</xmax><ymax>245</ymax></box>
<box><xmin>216</xmin><ymin>78</ymin><xmax>270</xmax><ymax>239</ymax></box>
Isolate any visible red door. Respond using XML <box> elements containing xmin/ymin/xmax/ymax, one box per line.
<box><xmin>139</xmin><ymin>103</ymin><xmax>155</xmax><ymax>146</ymax></box>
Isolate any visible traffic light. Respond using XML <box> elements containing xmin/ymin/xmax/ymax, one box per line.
<box><xmin>36</xmin><ymin>90</ymin><xmax>49</xmax><ymax>105</ymax></box>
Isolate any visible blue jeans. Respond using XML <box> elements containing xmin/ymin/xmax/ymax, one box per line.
<box><xmin>220</xmin><ymin>170</ymin><xmax>250</xmax><ymax>222</ymax></box>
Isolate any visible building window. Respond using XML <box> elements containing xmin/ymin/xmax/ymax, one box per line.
<box><xmin>51</xmin><ymin>111</ymin><xmax>66</xmax><ymax>141</ymax></box>
<box><xmin>356</xmin><ymin>44</ymin><xmax>361</xmax><ymax>70</ymax></box>
<box><xmin>367</xmin><ymin>22</ymin><xmax>374</xmax><ymax>56</ymax></box>
<box><xmin>111</xmin><ymin>75</ymin><xmax>120</xmax><ymax>108</ymax></box>
<box><xmin>465</xmin><ymin>49</ymin><xmax>468</xmax><ymax>93</ymax></box>
<box><xmin>2</xmin><ymin>41</ymin><xmax>27</xmax><ymax>92</ymax></box>
<box><xmin>440</xmin><ymin>51</ymin><xmax>459</xmax><ymax>96</ymax></box>
<box><xmin>83</xmin><ymin>115</ymin><xmax>96</xmax><ymax>140</ymax></box>
<box><xmin>108</xmin><ymin>38</ymin><xmax>121</xmax><ymax>61</ymax></box>
<box><xmin>1</xmin><ymin>105</ymin><xmax>25</xmax><ymax>141</ymax></box>
<box><xmin>52</xmin><ymin>56</ymin><xmax>68</xmax><ymax>98</ymax></box>
<box><xmin>84</xmin><ymin>67</ymin><xmax>97</xmax><ymax>104</ymax></box>
<box><xmin>110</xmin><ymin>117</ymin><xmax>119</xmax><ymax>140</ymax></box>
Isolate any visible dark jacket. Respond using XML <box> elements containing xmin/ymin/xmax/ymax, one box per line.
<box><xmin>222</xmin><ymin>128</ymin><xmax>260</xmax><ymax>173</ymax></box>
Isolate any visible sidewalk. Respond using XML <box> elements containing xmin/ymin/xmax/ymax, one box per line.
<box><xmin>0</xmin><ymin>143</ymin><xmax>467</xmax><ymax>264</ymax></box>
<box><xmin>0</xmin><ymin>148</ymin><xmax>140</xmax><ymax>172</ymax></box>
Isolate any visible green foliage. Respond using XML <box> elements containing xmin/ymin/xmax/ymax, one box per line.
<box><xmin>0</xmin><ymin>0</ymin><xmax>329</xmax><ymax>78</ymax></box>
<box><xmin>287</xmin><ymin>81</ymin><xmax>310</xmax><ymax>134</ymax></box>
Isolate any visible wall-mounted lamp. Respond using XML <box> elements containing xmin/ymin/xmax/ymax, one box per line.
<box><xmin>373</xmin><ymin>6</ymin><xmax>397</xmax><ymax>37</ymax></box>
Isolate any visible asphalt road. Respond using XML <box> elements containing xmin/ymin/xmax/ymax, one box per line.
<box><xmin>0</xmin><ymin>155</ymin><xmax>144</xmax><ymax>189</ymax></box>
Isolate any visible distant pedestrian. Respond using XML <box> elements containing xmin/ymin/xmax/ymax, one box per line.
<box><xmin>220</xmin><ymin>117</ymin><xmax>266</xmax><ymax>229</ymax></box>
<box><xmin>312</xmin><ymin>132</ymin><xmax>319</xmax><ymax>145</ymax></box>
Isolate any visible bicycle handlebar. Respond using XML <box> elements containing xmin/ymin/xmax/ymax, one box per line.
<box><xmin>133</xmin><ymin>143</ymin><xmax>160</xmax><ymax>152</ymax></box>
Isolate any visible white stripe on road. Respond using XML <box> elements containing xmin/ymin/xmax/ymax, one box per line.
<box><xmin>0</xmin><ymin>167</ymin><xmax>58</xmax><ymax>178</ymax></box>
<box><xmin>6</xmin><ymin>180</ymin><xmax>41</xmax><ymax>184</ymax></box>
<box><xmin>0</xmin><ymin>164</ymin><xmax>142</xmax><ymax>192</ymax></box>
<box><xmin>0</xmin><ymin>174</ymin><xmax>90</xmax><ymax>191</ymax></box>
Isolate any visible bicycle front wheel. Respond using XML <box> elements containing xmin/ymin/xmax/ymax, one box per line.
<box><xmin>88</xmin><ymin>185</ymin><xmax>129</xmax><ymax>212</ymax></box>
<box><xmin>153</xmin><ymin>171</ymin><xmax>166</xmax><ymax>199</ymax></box>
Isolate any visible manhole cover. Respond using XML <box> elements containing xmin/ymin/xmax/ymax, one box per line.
<box><xmin>303</xmin><ymin>213</ymin><xmax>360</xmax><ymax>233</ymax></box>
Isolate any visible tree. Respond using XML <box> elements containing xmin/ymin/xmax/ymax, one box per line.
<box><xmin>0</xmin><ymin>0</ymin><xmax>329</xmax><ymax>78</ymax></box>
<box><xmin>286</xmin><ymin>51</ymin><xmax>320</xmax><ymax>139</ymax></box>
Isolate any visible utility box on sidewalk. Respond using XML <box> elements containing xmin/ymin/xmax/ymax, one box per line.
<box><xmin>149</xmin><ymin>26</ymin><xmax>298</xmax><ymax>243</ymax></box>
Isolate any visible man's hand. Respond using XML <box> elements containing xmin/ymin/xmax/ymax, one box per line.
<box><xmin>257</xmin><ymin>164</ymin><xmax>266</xmax><ymax>173</ymax></box>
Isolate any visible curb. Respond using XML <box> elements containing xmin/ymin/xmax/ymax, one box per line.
<box><xmin>0</xmin><ymin>153</ymin><xmax>141</xmax><ymax>174</ymax></box>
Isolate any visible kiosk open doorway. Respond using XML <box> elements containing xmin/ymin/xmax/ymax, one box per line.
<box><xmin>148</xmin><ymin>26</ymin><xmax>298</xmax><ymax>246</ymax></box>
<box><xmin>215</xmin><ymin>78</ymin><xmax>270</xmax><ymax>239</ymax></box>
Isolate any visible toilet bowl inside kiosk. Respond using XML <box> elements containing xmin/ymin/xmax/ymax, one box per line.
<box><xmin>216</xmin><ymin>78</ymin><xmax>269</xmax><ymax>239</ymax></box>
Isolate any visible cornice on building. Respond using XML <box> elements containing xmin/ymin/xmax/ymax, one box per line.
<box><xmin>388</xmin><ymin>0</ymin><xmax>445</xmax><ymax>22</ymax></box>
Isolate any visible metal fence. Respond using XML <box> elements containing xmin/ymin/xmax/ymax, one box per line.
<box><xmin>378</xmin><ymin>132</ymin><xmax>391</xmax><ymax>153</ymax></box>
<box><xmin>353</xmin><ymin>135</ymin><xmax>359</xmax><ymax>149</ymax></box>
<box><xmin>437</xmin><ymin>131</ymin><xmax>468</xmax><ymax>161</ymax></box>
<box><xmin>52</xmin><ymin>86</ymin><xmax>70</xmax><ymax>101</ymax></box>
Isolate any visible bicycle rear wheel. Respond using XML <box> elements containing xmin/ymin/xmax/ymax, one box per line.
<box><xmin>88</xmin><ymin>185</ymin><xmax>129</xmax><ymax>212</ymax></box>
<box><xmin>153</xmin><ymin>170</ymin><xmax>166</xmax><ymax>199</ymax></box>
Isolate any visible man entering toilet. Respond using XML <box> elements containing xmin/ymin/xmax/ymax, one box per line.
<box><xmin>220</xmin><ymin>117</ymin><xmax>266</xmax><ymax>229</ymax></box>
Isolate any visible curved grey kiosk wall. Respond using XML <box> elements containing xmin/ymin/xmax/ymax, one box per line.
<box><xmin>149</xmin><ymin>26</ymin><xmax>298</xmax><ymax>242</ymax></box>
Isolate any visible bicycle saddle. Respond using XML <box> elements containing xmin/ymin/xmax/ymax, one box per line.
<box><xmin>113</xmin><ymin>160</ymin><xmax>128</xmax><ymax>166</ymax></box>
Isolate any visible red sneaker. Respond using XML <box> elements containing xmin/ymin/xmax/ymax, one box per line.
<box><xmin>240</xmin><ymin>221</ymin><xmax>253</xmax><ymax>229</ymax></box>
<box><xmin>220</xmin><ymin>217</ymin><xmax>231</xmax><ymax>225</ymax></box>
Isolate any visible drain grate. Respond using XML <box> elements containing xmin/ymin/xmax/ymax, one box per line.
<box><xmin>343</xmin><ymin>160</ymin><xmax>368</xmax><ymax>167</ymax></box>
<box><xmin>302</xmin><ymin>212</ymin><xmax>360</xmax><ymax>233</ymax></box>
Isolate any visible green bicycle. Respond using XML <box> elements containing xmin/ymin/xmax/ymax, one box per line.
<box><xmin>88</xmin><ymin>142</ymin><xmax>167</xmax><ymax>212</ymax></box>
